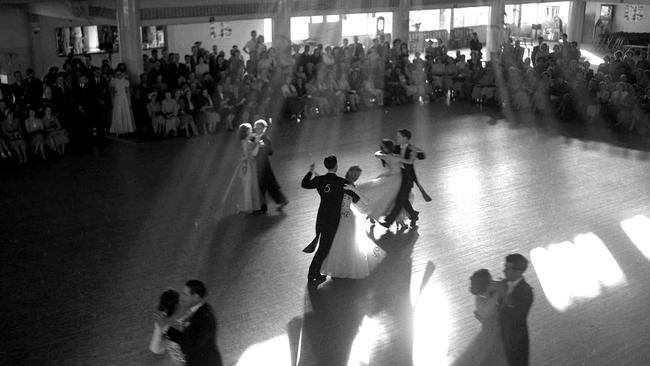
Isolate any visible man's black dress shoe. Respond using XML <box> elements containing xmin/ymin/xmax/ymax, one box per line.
<box><xmin>378</xmin><ymin>220</ymin><xmax>391</xmax><ymax>228</ymax></box>
<box><xmin>302</xmin><ymin>244</ymin><xmax>316</xmax><ymax>253</ymax></box>
<box><xmin>308</xmin><ymin>275</ymin><xmax>326</xmax><ymax>284</ymax></box>
<box><xmin>410</xmin><ymin>211</ymin><xmax>419</xmax><ymax>228</ymax></box>
<box><xmin>303</xmin><ymin>236</ymin><xmax>318</xmax><ymax>253</ymax></box>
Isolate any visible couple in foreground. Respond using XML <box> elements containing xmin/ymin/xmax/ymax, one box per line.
<box><xmin>149</xmin><ymin>280</ymin><xmax>222</xmax><ymax>366</ymax></box>
<box><xmin>301</xmin><ymin>129</ymin><xmax>426</xmax><ymax>282</ymax></box>
<box><xmin>455</xmin><ymin>254</ymin><xmax>534</xmax><ymax>366</ymax></box>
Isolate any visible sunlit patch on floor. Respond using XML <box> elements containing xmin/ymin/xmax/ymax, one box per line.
<box><xmin>530</xmin><ymin>232</ymin><xmax>626</xmax><ymax>312</ymax></box>
<box><xmin>621</xmin><ymin>215</ymin><xmax>650</xmax><ymax>260</ymax></box>
<box><xmin>237</xmin><ymin>334</ymin><xmax>292</xmax><ymax>366</ymax></box>
<box><xmin>347</xmin><ymin>316</ymin><xmax>380</xmax><ymax>366</ymax></box>
<box><xmin>413</xmin><ymin>279</ymin><xmax>451</xmax><ymax>366</ymax></box>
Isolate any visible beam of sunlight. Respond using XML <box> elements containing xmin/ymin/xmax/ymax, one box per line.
<box><xmin>347</xmin><ymin>316</ymin><xmax>380</xmax><ymax>366</ymax></box>
<box><xmin>413</xmin><ymin>280</ymin><xmax>451</xmax><ymax>366</ymax></box>
<box><xmin>530</xmin><ymin>233</ymin><xmax>626</xmax><ymax>312</ymax></box>
<box><xmin>580</xmin><ymin>49</ymin><xmax>605</xmax><ymax>68</ymax></box>
<box><xmin>621</xmin><ymin>215</ymin><xmax>650</xmax><ymax>260</ymax></box>
<box><xmin>237</xmin><ymin>334</ymin><xmax>292</xmax><ymax>366</ymax></box>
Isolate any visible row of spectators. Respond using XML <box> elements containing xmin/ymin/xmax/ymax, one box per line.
<box><xmin>489</xmin><ymin>34</ymin><xmax>649</xmax><ymax>134</ymax></box>
<box><xmin>2</xmin><ymin>30</ymin><xmax>649</xmax><ymax>164</ymax></box>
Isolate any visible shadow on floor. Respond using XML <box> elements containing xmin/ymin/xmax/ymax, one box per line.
<box><xmin>285</xmin><ymin>228</ymin><xmax>425</xmax><ymax>366</ymax></box>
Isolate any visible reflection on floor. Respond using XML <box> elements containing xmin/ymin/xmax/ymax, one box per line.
<box><xmin>2</xmin><ymin>103</ymin><xmax>650</xmax><ymax>366</ymax></box>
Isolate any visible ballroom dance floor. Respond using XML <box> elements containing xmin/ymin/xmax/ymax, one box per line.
<box><xmin>2</xmin><ymin>102</ymin><xmax>650</xmax><ymax>366</ymax></box>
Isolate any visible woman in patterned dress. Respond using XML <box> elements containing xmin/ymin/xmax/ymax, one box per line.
<box><xmin>24</xmin><ymin>108</ymin><xmax>46</xmax><ymax>160</ymax></box>
<box><xmin>150</xmin><ymin>289</ymin><xmax>186</xmax><ymax>366</ymax></box>
<box><xmin>1</xmin><ymin>110</ymin><xmax>28</xmax><ymax>164</ymax></box>
<box><xmin>42</xmin><ymin>105</ymin><xmax>68</xmax><ymax>156</ymax></box>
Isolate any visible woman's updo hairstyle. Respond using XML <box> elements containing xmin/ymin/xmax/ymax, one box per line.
<box><xmin>238</xmin><ymin>123</ymin><xmax>252</xmax><ymax>140</ymax></box>
<box><xmin>157</xmin><ymin>289</ymin><xmax>179</xmax><ymax>317</ymax></box>
<box><xmin>381</xmin><ymin>139</ymin><xmax>394</xmax><ymax>154</ymax></box>
<box><xmin>345</xmin><ymin>165</ymin><xmax>362</xmax><ymax>183</ymax></box>
<box><xmin>469</xmin><ymin>269</ymin><xmax>492</xmax><ymax>295</ymax></box>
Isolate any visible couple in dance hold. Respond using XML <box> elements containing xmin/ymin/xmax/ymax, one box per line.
<box><xmin>150</xmin><ymin>280</ymin><xmax>223</xmax><ymax>366</ymax></box>
<box><xmin>454</xmin><ymin>254</ymin><xmax>534</xmax><ymax>366</ymax></box>
<box><xmin>235</xmin><ymin>119</ymin><xmax>289</xmax><ymax>214</ymax></box>
<box><xmin>301</xmin><ymin>128</ymin><xmax>426</xmax><ymax>282</ymax></box>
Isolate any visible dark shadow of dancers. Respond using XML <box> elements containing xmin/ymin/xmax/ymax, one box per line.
<box><xmin>364</xmin><ymin>226</ymin><xmax>420</xmax><ymax>366</ymax></box>
<box><xmin>287</xmin><ymin>279</ymin><xmax>370</xmax><ymax>366</ymax></box>
<box><xmin>286</xmin><ymin>226</ymin><xmax>434</xmax><ymax>366</ymax></box>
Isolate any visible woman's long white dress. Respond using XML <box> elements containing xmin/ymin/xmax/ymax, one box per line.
<box><xmin>452</xmin><ymin>284</ymin><xmax>509</xmax><ymax>366</ymax></box>
<box><xmin>237</xmin><ymin>139</ymin><xmax>262</xmax><ymax>212</ymax></box>
<box><xmin>320</xmin><ymin>192</ymin><xmax>386</xmax><ymax>279</ymax></box>
<box><xmin>355</xmin><ymin>152</ymin><xmax>413</xmax><ymax>223</ymax></box>
<box><xmin>109</xmin><ymin>77</ymin><xmax>136</xmax><ymax>134</ymax></box>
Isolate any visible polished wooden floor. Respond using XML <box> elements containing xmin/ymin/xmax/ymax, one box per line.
<box><xmin>2</xmin><ymin>102</ymin><xmax>650</xmax><ymax>366</ymax></box>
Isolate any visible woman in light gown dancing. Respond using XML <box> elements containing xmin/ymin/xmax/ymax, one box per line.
<box><xmin>355</xmin><ymin>139</ymin><xmax>413</xmax><ymax>229</ymax></box>
<box><xmin>236</xmin><ymin>123</ymin><xmax>263</xmax><ymax>214</ymax></box>
<box><xmin>109</xmin><ymin>70</ymin><xmax>136</xmax><ymax>135</ymax></box>
<box><xmin>452</xmin><ymin>269</ymin><xmax>509</xmax><ymax>366</ymax></box>
<box><xmin>320</xmin><ymin>166</ymin><xmax>386</xmax><ymax>279</ymax></box>
<box><xmin>150</xmin><ymin>289</ymin><xmax>186</xmax><ymax>366</ymax></box>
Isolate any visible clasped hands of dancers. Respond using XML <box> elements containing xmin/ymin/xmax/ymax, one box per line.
<box><xmin>302</xmin><ymin>128</ymin><xmax>430</xmax><ymax>283</ymax></box>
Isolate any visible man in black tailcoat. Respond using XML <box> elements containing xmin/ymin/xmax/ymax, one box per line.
<box><xmin>301</xmin><ymin>155</ymin><xmax>359</xmax><ymax>282</ymax></box>
<box><xmin>253</xmin><ymin>119</ymin><xmax>288</xmax><ymax>212</ymax></box>
<box><xmin>380</xmin><ymin>129</ymin><xmax>421</xmax><ymax>228</ymax></box>
<box><xmin>165</xmin><ymin>280</ymin><xmax>223</xmax><ymax>366</ymax></box>
<box><xmin>500</xmin><ymin>253</ymin><xmax>534</xmax><ymax>366</ymax></box>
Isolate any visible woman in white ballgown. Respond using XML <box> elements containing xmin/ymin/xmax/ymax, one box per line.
<box><xmin>236</xmin><ymin>123</ymin><xmax>263</xmax><ymax>213</ymax></box>
<box><xmin>452</xmin><ymin>269</ymin><xmax>509</xmax><ymax>366</ymax></box>
<box><xmin>109</xmin><ymin>70</ymin><xmax>136</xmax><ymax>135</ymax></box>
<box><xmin>150</xmin><ymin>289</ymin><xmax>186</xmax><ymax>366</ymax></box>
<box><xmin>321</xmin><ymin>166</ymin><xmax>386</xmax><ymax>279</ymax></box>
<box><xmin>355</xmin><ymin>139</ymin><xmax>413</xmax><ymax>228</ymax></box>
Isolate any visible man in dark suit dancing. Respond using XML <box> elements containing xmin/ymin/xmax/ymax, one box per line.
<box><xmin>253</xmin><ymin>119</ymin><xmax>289</xmax><ymax>212</ymax></box>
<box><xmin>500</xmin><ymin>253</ymin><xmax>534</xmax><ymax>366</ymax></box>
<box><xmin>380</xmin><ymin>129</ymin><xmax>421</xmax><ymax>229</ymax></box>
<box><xmin>165</xmin><ymin>280</ymin><xmax>223</xmax><ymax>366</ymax></box>
<box><xmin>301</xmin><ymin>155</ymin><xmax>359</xmax><ymax>283</ymax></box>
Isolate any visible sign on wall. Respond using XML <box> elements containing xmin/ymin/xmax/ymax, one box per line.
<box><xmin>624</xmin><ymin>5</ymin><xmax>644</xmax><ymax>22</ymax></box>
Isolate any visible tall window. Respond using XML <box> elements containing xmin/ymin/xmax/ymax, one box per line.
<box><xmin>453</xmin><ymin>7</ymin><xmax>490</xmax><ymax>27</ymax></box>
<box><xmin>290</xmin><ymin>16</ymin><xmax>310</xmax><ymax>41</ymax></box>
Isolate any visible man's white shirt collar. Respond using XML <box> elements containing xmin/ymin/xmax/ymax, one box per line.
<box><xmin>507</xmin><ymin>277</ymin><xmax>523</xmax><ymax>295</ymax></box>
<box><xmin>190</xmin><ymin>301</ymin><xmax>205</xmax><ymax>314</ymax></box>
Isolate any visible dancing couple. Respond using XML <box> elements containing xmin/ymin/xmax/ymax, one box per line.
<box><xmin>234</xmin><ymin>120</ymin><xmax>289</xmax><ymax>214</ymax></box>
<box><xmin>150</xmin><ymin>280</ymin><xmax>223</xmax><ymax>366</ymax></box>
<box><xmin>454</xmin><ymin>254</ymin><xmax>534</xmax><ymax>366</ymax></box>
<box><xmin>301</xmin><ymin>129</ymin><xmax>429</xmax><ymax>282</ymax></box>
<box><xmin>359</xmin><ymin>128</ymin><xmax>429</xmax><ymax>230</ymax></box>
